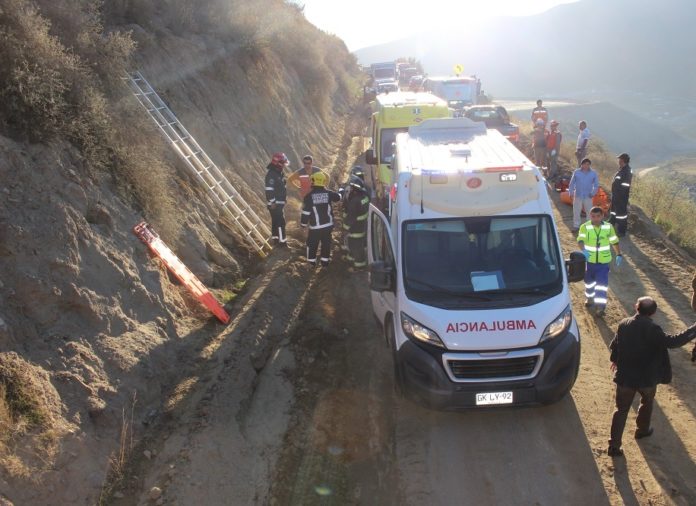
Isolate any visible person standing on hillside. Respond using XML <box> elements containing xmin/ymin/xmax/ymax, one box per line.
<box><xmin>576</xmin><ymin>120</ymin><xmax>591</xmax><ymax>166</ymax></box>
<box><xmin>545</xmin><ymin>120</ymin><xmax>562</xmax><ymax>179</ymax></box>
<box><xmin>301</xmin><ymin>172</ymin><xmax>341</xmax><ymax>267</ymax></box>
<box><xmin>609</xmin><ymin>153</ymin><xmax>633</xmax><ymax>237</ymax></box>
<box><xmin>568</xmin><ymin>158</ymin><xmax>599</xmax><ymax>231</ymax></box>
<box><xmin>287</xmin><ymin>155</ymin><xmax>329</xmax><ymax>200</ymax></box>
<box><xmin>531</xmin><ymin>99</ymin><xmax>548</xmax><ymax>126</ymax></box>
<box><xmin>532</xmin><ymin>119</ymin><xmax>547</xmax><ymax>169</ymax></box>
<box><xmin>265</xmin><ymin>152</ymin><xmax>289</xmax><ymax>247</ymax></box>
<box><xmin>607</xmin><ymin>296</ymin><xmax>696</xmax><ymax>457</ymax></box>
<box><xmin>577</xmin><ymin>206</ymin><xmax>622</xmax><ymax>316</ymax></box>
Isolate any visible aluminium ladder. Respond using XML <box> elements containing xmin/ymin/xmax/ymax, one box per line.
<box><xmin>124</xmin><ymin>71</ymin><xmax>272</xmax><ymax>256</ymax></box>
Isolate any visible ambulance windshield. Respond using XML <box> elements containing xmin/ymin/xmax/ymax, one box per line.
<box><xmin>380</xmin><ymin>128</ymin><xmax>408</xmax><ymax>163</ymax></box>
<box><xmin>403</xmin><ymin>215</ymin><xmax>562</xmax><ymax>308</ymax></box>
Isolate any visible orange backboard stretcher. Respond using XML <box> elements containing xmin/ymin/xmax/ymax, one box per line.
<box><xmin>133</xmin><ymin>222</ymin><xmax>230</xmax><ymax>324</ymax></box>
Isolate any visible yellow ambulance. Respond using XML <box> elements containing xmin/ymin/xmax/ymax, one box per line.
<box><xmin>365</xmin><ymin>92</ymin><xmax>450</xmax><ymax>201</ymax></box>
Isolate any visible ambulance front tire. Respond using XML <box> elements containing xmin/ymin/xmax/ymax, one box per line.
<box><xmin>385</xmin><ymin>314</ymin><xmax>405</xmax><ymax>397</ymax></box>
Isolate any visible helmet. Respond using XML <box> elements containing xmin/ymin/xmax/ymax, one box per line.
<box><xmin>350</xmin><ymin>165</ymin><xmax>365</xmax><ymax>180</ymax></box>
<box><xmin>271</xmin><ymin>152</ymin><xmax>288</xmax><ymax>165</ymax></box>
<box><xmin>349</xmin><ymin>175</ymin><xmax>366</xmax><ymax>192</ymax></box>
<box><xmin>535</xmin><ymin>118</ymin><xmax>545</xmax><ymax>126</ymax></box>
<box><xmin>310</xmin><ymin>171</ymin><xmax>327</xmax><ymax>187</ymax></box>
<box><xmin>550</xmin><ymin>120</ymin><xmax>559</xmax><ymax>126</ymax></box>
<box><xmin>617</xmin><ymin>152</ymin><xmax>630</xmax><ymax>163</ymax></box>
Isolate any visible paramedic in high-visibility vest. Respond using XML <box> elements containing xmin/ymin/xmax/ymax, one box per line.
<box><xmin>577</xmin><ymin>206</ymin><xmax>623</xmax><ymax>316</ymax></box>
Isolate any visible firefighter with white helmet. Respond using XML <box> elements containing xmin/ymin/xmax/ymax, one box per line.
<box><xmin>300</xmin><ymin>172</ymin><xmax>341</xmax><ymax>266</ymax></box>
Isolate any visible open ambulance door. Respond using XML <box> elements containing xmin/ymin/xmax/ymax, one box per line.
<box><xmin>367</xmin><ymin>203</ymin><xmax>397</xmax><ymax>331</ymax></box>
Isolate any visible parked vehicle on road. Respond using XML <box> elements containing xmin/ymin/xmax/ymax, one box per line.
<box><xmin>464</xmin><ymin>105</ymin><xmax>520</xmax><ymax>144</ymax></box>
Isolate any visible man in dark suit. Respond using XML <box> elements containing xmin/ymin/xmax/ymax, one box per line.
<box><xmin>607</xmin><ymin>296</ymin><xmax>696</xmax><ymax>457</ymax></box>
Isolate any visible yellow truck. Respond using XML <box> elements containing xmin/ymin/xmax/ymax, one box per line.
<box><xmin>365</xmin><ymin>92</ymin><xmax>451</xmax><ymax>203</ymax></box>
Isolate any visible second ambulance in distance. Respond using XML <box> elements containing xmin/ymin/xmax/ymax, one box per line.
<box><xmin>367</xmin><ymin>117</ymin><xmax>586</xmax><ymax>409</ymax></box>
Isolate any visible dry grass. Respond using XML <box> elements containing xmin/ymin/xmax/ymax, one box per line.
<box><xmin>0</xmin><ymin>353</ymin><xmax>60</xmax><ymax>480</ymax></box>
<box><xmin>98</xmin><ymin>391</ymin><xmax>137</xmax><ymax>504</ymax></box>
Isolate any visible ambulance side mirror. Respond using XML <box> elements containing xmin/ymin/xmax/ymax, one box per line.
<box><xmin>365</xmin><ymin>149</ymin><xmax>377</xmax><ymax>165</ymax></box>
<box><xmin>565</xmin><ymin>251</ymin><xmax>586</xmax><ymax>283</ymax></box>
<box><xmin>369</xmin><ymin>261</ymin><xmax>395</xmax><ymax>292</ymax></box>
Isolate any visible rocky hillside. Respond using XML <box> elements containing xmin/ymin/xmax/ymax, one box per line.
<box><xmin>0</xmin><ymin>0</ymin><xmax>360</xmax><ymax>504</ymax></box>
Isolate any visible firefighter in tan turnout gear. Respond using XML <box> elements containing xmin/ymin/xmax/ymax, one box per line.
<box><xmin>342</xmin><ymin>175</ymin><xmax>370</xmax><ymax>269</ymax></box>
<box><xmin>300</xmin><ymin>172</ymin><xmax>341</xmax><ymax>267</ymax></box>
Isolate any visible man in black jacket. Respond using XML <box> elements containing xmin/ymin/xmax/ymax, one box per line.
<box><xmin>607</xmin><ymin>296</ymin><xmax>696</xmax><ymax>457</ymax></box>
<box><xmin>300</xmin><ymin>172</ymin><xmax>341</xmax><ymax>267</ymax></box>
<box><xmin>265</xmin><ymin>152</ymin><xmax>289</xmax><ymax>247</ymax></box>
<box><xmin>609</xmin><ymin>153</ymin><xmax>632</xmax><ymax>236</ymax></box>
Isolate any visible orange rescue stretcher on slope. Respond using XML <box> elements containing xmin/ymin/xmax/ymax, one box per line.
<box><xmin>133</xmin><ymin>222</ymin><xmax>230</xmax><ymax>324</ymax></box>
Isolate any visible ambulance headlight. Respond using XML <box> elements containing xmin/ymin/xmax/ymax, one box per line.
<box><xmin>401</xmin><ymin>312</ymin><xmax>445</xmax><ymax>348</ymax></box>
<box><xmin>540</xmin><ymin>305</ymin><xmax>572</xmax><ymax>343</ymax></box>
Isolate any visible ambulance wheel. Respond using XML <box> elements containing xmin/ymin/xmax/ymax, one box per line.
<box><xmin>385</xmin><ymin>315</ymin><xmax>405</xmax><ymax>397</ymax></box>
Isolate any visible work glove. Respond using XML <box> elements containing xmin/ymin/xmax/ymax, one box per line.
<box><xmin>583</xmin><ymin>250</ymin><xmax>590</xmax><ymax>262</ymax></box>
<box><xmin>551</xmin><ymin>149</ymin><xmax>557</xmax><ymax>156</ymax></box>
<box><xmin>615</xmin><ymin>255</ymin><xmax>623</xmax><ymax>267</ymax></box>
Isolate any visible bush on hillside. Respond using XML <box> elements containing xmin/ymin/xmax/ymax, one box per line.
<box><xmin>0</xmin><ymin>0</ymin><xmax>179</xmax><ymax>238</ymax></box>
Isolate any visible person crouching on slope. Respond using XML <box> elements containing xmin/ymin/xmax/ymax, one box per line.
<box><xmin>300</xmin><ymin>172</ymin><xmax>341</xmax><ymax>267</ymax></box>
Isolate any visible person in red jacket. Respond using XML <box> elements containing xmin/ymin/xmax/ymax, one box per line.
<box><xmin>545</xmin><ymin>120</ymin><xmax>562</xmax><ymax>179</ymax></box>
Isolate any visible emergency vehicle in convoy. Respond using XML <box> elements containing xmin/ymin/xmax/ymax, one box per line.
<box><xmin>422</xmin><ymin>76</ymin><xmax>481</xmax><ymax>111</ymax></box>
<box><xmin>367</xmin><ymin>117</ymin><xmax>586</xmax><ymax>409</ymax></box>
<box><xmin>365</xmin><ymin>92</ymin><xmax>451</xmax><ymax>204</ymax></box>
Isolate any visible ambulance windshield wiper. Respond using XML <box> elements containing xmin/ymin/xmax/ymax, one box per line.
<box><xmin>405</xmin><ymin>277</ymin><xmax>492</xmax><ymax>300</ymax></box>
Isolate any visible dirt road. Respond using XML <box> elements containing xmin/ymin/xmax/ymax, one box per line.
<box><xmin>115</xmin><ymin>142</ymin><xmax>696</xmax><ymax>505</ymax></box>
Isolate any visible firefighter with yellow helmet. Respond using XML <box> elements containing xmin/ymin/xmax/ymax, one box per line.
<box><xmin>300</xmin><ymin>171</ymin><xmax>341</xmax><ymax>267</ymax></box>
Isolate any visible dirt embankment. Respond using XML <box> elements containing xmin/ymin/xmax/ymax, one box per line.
<box><xmin>0</xmin><ymin>2</ymin><xmax>361</xmax><ymax>503</ymax></box>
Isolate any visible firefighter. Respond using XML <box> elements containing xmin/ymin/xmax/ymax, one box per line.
<box><xmin>301</xmin><ymin>172</ymin><xmax>341</xmax><ymax>267</ymax></box>
<box><xmin>531</xmin><ymin>99</ymin><xmax>548</xmax><ymax>126</ymax></box>
<box><xmin>343</xmin><ymin>175</ymin><xmax>370</xmax><ymax>270</ymax></box>
<box><xmin>265</xmin><ymin>152</ymin><xmax>288</xmax><ymax>247</ymax></box>
<box><xmin>609</xmin><ymin>152</ymin><xmax>633</xmax><ymax>237</ymax></box>
<box><xmin>577</xmin><ymin>206</ymin><xmax>623</xmax><ymax>316</ymax></box>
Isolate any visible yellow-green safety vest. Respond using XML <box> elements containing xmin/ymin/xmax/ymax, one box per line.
<box><xmin>577</xmin><ymin>221</ymin><xmax>619</xmax><ymax>264</ymax></box>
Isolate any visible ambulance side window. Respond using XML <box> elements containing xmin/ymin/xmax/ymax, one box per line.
<box><xmin>371</xmin><ymin>212</ymin><xmax>394</xmax><ymax>266</ymax></box>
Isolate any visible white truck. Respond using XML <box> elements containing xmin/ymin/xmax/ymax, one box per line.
<box><xmin>422</xmin><ymin>76</ymin><xmax>481</xmax><ymax>111</ymax></box>
<box><xmin>367</xmin><ymin>117</ymin><xmax>586</xmax><ymax>409</ymax></box>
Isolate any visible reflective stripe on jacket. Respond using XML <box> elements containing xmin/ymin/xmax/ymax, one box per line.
<box><xmin>577</xmin><ymin>221</ymin><xmax>619</xmax><ymax>264</ymax></box>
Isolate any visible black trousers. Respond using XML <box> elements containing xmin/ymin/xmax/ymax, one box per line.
<box><xmin>307</xmin><ymin>226</ymin><xmax>333</xmax><ymax>265</ymax></box>
<box><xmin>609</xmin><ymin>199</ymin><xmax>628</xmax><ymax>235</ymax></box>
<box><xmin>609</xmin><ymin>384</ymin><xmax>656</xmax><ymax>448</ymax></box>
<box><xmin>347</xmin><ymin>234</ymin><xmax>367</xmax><ymax>267</ymax></box>
<box><xmin>268</xmin><ymin>205</ymin><xmax>286</xmax><ymax>243</ymax></box>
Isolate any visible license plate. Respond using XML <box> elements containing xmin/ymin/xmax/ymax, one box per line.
<box><xmin>476</xmin><ymin>391</ymin><xmax>513</xmax><ymax>406</ymax></box>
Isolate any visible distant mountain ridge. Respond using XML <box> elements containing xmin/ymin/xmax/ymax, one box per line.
<box><xmin>354</xmin><ymin>0</ymin><xmax>696</xmax><ymax>100</ymax></box>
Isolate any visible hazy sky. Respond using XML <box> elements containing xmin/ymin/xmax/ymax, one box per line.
<box><xmin>301</xmin><ymin>0</ymin><xmax>579</xmax><ymax>50</ymax></box>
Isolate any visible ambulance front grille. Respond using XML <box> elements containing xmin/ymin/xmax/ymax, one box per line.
<box><xmin>447</xmin><ymin>356</ymin><xmax>539</xmax><ymax>380</ymax></box>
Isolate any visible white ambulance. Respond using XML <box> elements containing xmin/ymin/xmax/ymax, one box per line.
<box><xmin>367</xmin><ymin>117</ymin><xmax>586</xmax><ymax>409</ymax></box>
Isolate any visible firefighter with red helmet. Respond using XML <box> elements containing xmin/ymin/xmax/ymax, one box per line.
<box><xmin>301</xmin><ymin>172</ymin><xmax>341</xmax><ymax>267</ymax></box>
<box><xmin>265</xmin><ymin>152</ymin><xmax>289</xmax><ymax>247</ymax></box>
